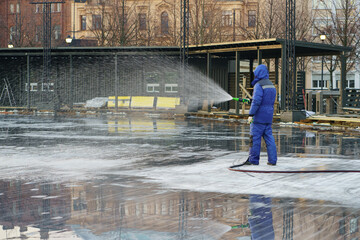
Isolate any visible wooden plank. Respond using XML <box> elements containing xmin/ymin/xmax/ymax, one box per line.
<box><xmin>343</xmin><ymin>107</ymin><xmax>360</xmax><ymax>112</ymax></box>
<box><xmin>308</xmin><ymin>116</ymin><xmax>360</xmax><ymax>123</ymax></box>
<box><xmin>239</xmin><ymin>83</ymin><xmax>252</xmax><ymax>99</ymax></box>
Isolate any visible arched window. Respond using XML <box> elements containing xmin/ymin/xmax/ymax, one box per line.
<box><xmin>161</xmin><ymin>11</ymin><xmax>169</xmax><ymax>35</ymax></box>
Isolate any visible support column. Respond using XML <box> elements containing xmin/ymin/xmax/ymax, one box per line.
<box><xmin>281</xmin><ymin>43</ymin><xmax>287</xmax><ymax>110</ymax></box>
<box><xmin>275</xmin><ymin>58</ymin><xmax>279</xmax><ymax>113</ymax></box>
<box><xmin>326</xmin><ymin>98</ymin><xmax>332</xmax><ymax>114</ymax></box>
<box><xmin>316</xmin><ymin>91</ymin><xmax>323</xmax><ymax>114</ymax></box>
<box><xmin>69</xmin><ymin>54</ymin><xmax>73</xmax><ymax>110</ymax></box>
<box><xmin>250</xmin><ymin>59</ymin><xmax>254</xmax><ymax>84</ymax></box>
<box><xmin>114</xmin><ymin>54</ymin><xmax>118</xmax><ymax>111</ymax></box>
<box><xmin>26</xmin><ymin>54</ymin><xmax>30</xmax><ymax>110</ymax></box>
<box><xmin>275</xmin><ymin>58</ymin><xmax>279</xmax><ymax>85</ymax></box>
<box><xmin>257</xmin><ymin>47</ymin><xmax>262</xmax><ymax>65</ymax></box>
<box><xmin>307</xmin><ymin>91</ymin><xmax>313</xmax><ymax>111</ymax></box>
<box><xmin>206</xmin><ymin>52</ymin><xmax>211</xmax><ymax>112</ymax></box>
<box><xmin>235</xmin><ymin>51</ymin><xmax>240</xmax><ymax>114</ymax></box>
<box><xmin>339</xmin><ymin>52</ymin><xmax>347</xmax><ymax>113</ymax></box>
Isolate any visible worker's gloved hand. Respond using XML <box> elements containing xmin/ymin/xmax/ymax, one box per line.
<box><xmin>247</xmin><ymin>116</ymin><xmax>253</xmax><ymax>124</ymax></box>
<box><xmin>242</xmin><ymin>98</ymin><xmax>251</xmax><ymax>104</ymax></box>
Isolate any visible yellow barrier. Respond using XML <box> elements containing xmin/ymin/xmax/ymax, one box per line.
<box><xmin>108</xmin><ymin>96</ymin><xmax>131</xmax><ymax>108</ymax></box>
<box><xmin>108</xmin><ymin>96</ymin><xmax>180</xmax><ymax>110</ymax></box>
<box><xmin>156</xmin><ymin>97</ymin><xmax>180</xmax><ymax>110</ymax></box>
<box><xmin>131</xmin><ymin>96</ymin><xmax>155</xmax><ymax>109</ymax></box>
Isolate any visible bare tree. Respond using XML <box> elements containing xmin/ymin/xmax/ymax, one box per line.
<box><xmin>136</xmin><ymin>1</ymin><xmax>157</xmax><ymax>46</ymax></box>
<box><xmin>5</xmin><ymin>0</ymin><xmax>28</xmax><ymax>47</ymax></box>
<box><xmin>188</xmin><ymin>0</ymin><xmax>222</xmax><ymax>45</ymax></box>
<box><xmin>238</xmin><ymin>0</ymin><xmax>283</xmax><ymax>40</ymax></box>
<box><xmin>87</xmin><ymin>2</ymin><xmax>111</xmax><ymax>46</ymax></box>
<box><xmin>314</xmin><ymin>0</ymin><xmax>360</xmax><ymax>80</ymax></box>
<box><xmin>111</xmin><ymin>0</ymin><xmax>138</xmax><ymax>46</ymax></box>
<box><xmin>167</xmin><ymin>0</ymin><xmax>179</xmax><ymax>46</ymax></box>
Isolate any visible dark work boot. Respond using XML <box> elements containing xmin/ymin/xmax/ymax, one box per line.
<box><xmin>267</xmin><ymin>162</ymin><xmax>276</xmax><ymax>166</ymax></box>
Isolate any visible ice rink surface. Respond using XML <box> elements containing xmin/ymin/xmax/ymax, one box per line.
<box><xmin>0</xmin><ymin>115</ymin><xmax>360</xmax><ymax>240</ymax></box>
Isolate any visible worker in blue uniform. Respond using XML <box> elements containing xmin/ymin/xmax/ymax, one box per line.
<box><xmin>245</xmin><ymin>64</ymin><xmax>277</xmax><ymax>166</ymax></box>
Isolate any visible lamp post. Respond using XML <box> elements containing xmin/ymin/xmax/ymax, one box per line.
<box><xmin>65</xmin><ymin>35</ymin><xmax>73</xmax><ymax>44</ymax></box>
<box><xmin>320</xmin><ymin>34</ymin><xmax>326</xmax><ymax>90</ymax></box>
<box><xmin>8</xmin><ymin>42</ymin><xmax>14</xmax><ymax>48</ymax></box>
<box><xmin>72</xmin><ymin>0</ymin><xmax>76</xmax><ymax>40</ymax></box>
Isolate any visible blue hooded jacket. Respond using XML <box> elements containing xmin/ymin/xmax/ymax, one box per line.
<box><xmin>249</xmin><ymin>65</ymin><xmax>276</xmax><ymax>124</ymax></box>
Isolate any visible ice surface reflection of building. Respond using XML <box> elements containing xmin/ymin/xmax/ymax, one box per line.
<box><xmin>0</xmin><ymin>180</ymin><xmax>72</xmax><ymax>239</ymax></box>
<box><xmin>66</xmin><ymin>179</ymin><xmax>360</xmax><ymax>240</ymax></box>
<box><xmin>0</xmin><ymin>178</ymin><xmax>359</xmax><ymax>239</ymax></box>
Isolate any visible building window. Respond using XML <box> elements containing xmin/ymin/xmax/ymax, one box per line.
<box><xmin>92</xmin><ymin>15</ymin><xmax>102</xmax><ymax>30</ymax></box>
<box><xmin>312</xmin><ymin>73</ymin><xmax>330</xmax><ymax>89</ymax></box>
<box><xmin>42</xmin><ymin>83</ymin><xmax>54</xmax><ymax>92</ymax></box>
<box><xmin>10</xmin><ymin>3</ymin><xmax>19</xmax><ymax>13</ymax></box>
<box><xmin>222</xmin><ymin>11</ymin><xmax>232</xmax><ymax>26</ymax></box>
<box><xmin>313</xmin><ymin>0</ymin><xmax>330</xmax><ymax>9</ymax></box>
<box><xmin>120</xmin><ymin>13</ymin><xmax>128</xmax><ymax>28</ymax></box>
<box><xmin>54</xmin><ymin>25</ymin><xmax>61</xmax><ymax>40</ymax></box>
<box><xmin>139</xmin><ymin>13</ymin><xmax>146</xmax><ymax>31</ymax></box>
<box><xmin>9</xmin><ymin>26</ymin><xmax>16</xmax><ymax>41</ymax></box>
<box><xmin>350</xmin><ymin>218</ymin><xmax>358</xmax><ymax>234</ymax></box>
<box><xmin>146</xmin><ymin>72</ymin><xmax>160</xmax><ymax>92</ymax></box>
<box><xmin>165</xmin><ymin>84</ymin><xmax>178</xmax><ymax>93</ymax></box>
<box><xmin>36</xmin><ymin>26</ymin><xmax>42</xmax><ymax>42</ymax></box>
<box><xmin>147</xmin><ymin>84</ymin><xmax>160</xmax><ymax>93</ymax></box>
<box><xmin>81</xmin><ymin>15</ymin><xmax>87</xmax><ymax>30</ymax></box>
<box><xmin>312</xmin><ymin>19</ymin><xmax>330</xmax><ymax>36</ymax></box>
<box><xmin>248</xmin><ymin>10</ymin><xmax>256</xmax><ymax>27</ymax></box>
<box><xmin>35</xmin><ymin>4</ymin><xmax>42</xmax><ymax>13</ymax></box>
<box><xmin>203</xmin><ymin>12</ymin><xmax>210</xmax><ymax>27</ymax></box>
<box><xmin>25</xmin><ymin>83</ymin><xmax>39</xmax><ymax>92</ymax></box>
<box><xmin>336</xmin><ymin>73</ymin><xmax>355</xmax><ymax>89</ymax></box>
<box><xmin>56</xmin><ymin>3</ymin><xmax>61</xmax><ymax>12</ymax></box>
<box><xmin>161</xmin><ymin>11</ymin><xmax>169</xmax><ymax>35</ymax></box>
<box><xmin>339</xmin><ymin>219</ymin><xmax>346</xmax><ymax>235</ymax></box>
<box><xmin>51</xmin><ymin>3</ymin><xmax>61</xmax><ymax>12</ymax></box>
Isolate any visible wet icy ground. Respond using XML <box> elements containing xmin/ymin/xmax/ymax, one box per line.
<box><xmin>0</xmin><ymin>115</ymin><xmax>360</xmax><ymax>240</ymax></box>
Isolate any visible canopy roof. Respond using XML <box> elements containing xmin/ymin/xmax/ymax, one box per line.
<box><xmin>0</xmin><ymin>38</ymin><xmax>352</xmax><ymax>58</ymax></box>
<box><xmin>188</xmin><ymin>38</ymin><xmax>352</xmax><ymax>59</ymax></box>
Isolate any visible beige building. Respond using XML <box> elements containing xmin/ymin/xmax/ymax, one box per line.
<box><xmin>69</xmin><ymin>0</ymin><xmax>258</xmax><ymax>46</ymax></box>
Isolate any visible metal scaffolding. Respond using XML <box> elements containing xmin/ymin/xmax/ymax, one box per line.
<box><xmin>30</xmin><ymin>0</ymin><xmax>64</xmax><ymax>107</ymax></box>
<box><xmin>177</xmin><ymin>192</ymin><xmax>188</xmax><ymax>239</ymax></box>
<box><xmin>285</xmin><ymin>0</ymin><xmax>296</xmax><ymax>110</ymax></box>
<box><xmin>180</xmin><ymin>0</ymin><xmax>190</xmax><ymax>65</ymax></box>
<box><xmin>180</xmin><ymin>0</ymin><xmax>190</xmax><ymax>104</ymax></box>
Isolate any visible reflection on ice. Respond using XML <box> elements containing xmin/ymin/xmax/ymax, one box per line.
<box><xmin>0</xmin><ymin>177</ymin><xmax>359</xmax><ymax>240</ymax></box>
<box><xmin>1</xmin><ymin>115</ymin><xmax>360</xmax><ymax>239</ymax></box>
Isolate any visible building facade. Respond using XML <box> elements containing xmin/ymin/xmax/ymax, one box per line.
<box><xmin>70</xmin><ymin>0</ymin><xmax>258</xmax><ymax>46</ymax></box>
<box><xmin>308</xmin><ymin>0</ymin><xmax>360</xmax><ymax>92</ymax></box>
<box><xmin>0</xmin><ymin>0</ymin><xmax>72</xmax><ymax>48</ymax></box>
<box><xmin>0</xmin><ymin>0</ymin><xmax>260</xmax><ymax>47</ymax></box>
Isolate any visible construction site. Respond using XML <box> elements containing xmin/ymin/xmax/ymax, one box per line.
<box><xmin>1</xmin><ymin>0</ymin><xmax>360</xmax><ymax>239</ymax></box>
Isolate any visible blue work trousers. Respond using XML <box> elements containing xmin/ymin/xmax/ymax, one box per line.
<box><xmin>249</xmin><ymin>123</ymin><xmax>277</xmax><ymax>165</ymax></box>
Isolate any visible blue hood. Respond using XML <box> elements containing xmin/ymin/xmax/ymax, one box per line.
<box><xmin>251</xmin><ymin>64</ymin><xmax>269</xmax><ymax>86</ymax></box>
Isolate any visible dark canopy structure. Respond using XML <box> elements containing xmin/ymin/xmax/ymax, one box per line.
<box><xmin>0</xmin><ymin>38</ymin><xmax>352</xmax><ymax>114</ymax></box>
<box><xmin>188</xmin><ymin>38</ymin><xmax>352</xmax><ymax>113</ymax></box>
